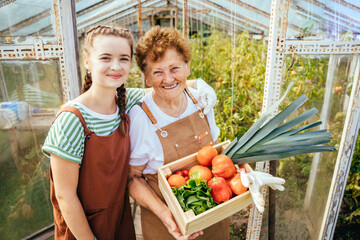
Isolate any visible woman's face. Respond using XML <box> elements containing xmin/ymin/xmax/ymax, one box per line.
<box><xmin>84</xmin><ymin>35</ymin><xmax>131</xmax><ymax>90</ymax></box>
<box><xmin>144</xmin><ymin>48</ymin><xmax>190</xmax><ymax>101</ymax></box>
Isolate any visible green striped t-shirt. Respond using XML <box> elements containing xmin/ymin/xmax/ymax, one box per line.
<box><xmin>42</xmin><ymin>88</ymin><xmax>145</xmax><ymax>164</ymax></box>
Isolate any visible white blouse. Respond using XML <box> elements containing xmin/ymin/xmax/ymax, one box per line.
<box><xmin>129</xmin><ymin>88</ymin><xmax>220</xmax><ymax>174</ymax></box>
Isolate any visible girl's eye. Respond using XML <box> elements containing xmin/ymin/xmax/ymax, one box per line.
<box><xmin>101</xmin><ymin>57</ymin><xmax>110</xmax><ymax>61</ymax></box>
<box><xmin>121</xmin><ymin>57</ymin><xmax>130</xmax><ymax>62</ymax></box>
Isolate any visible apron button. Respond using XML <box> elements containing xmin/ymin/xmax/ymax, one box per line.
<box><xmin>175</xmin><ymin>144</ymin><xmax>179</xmax><ymax>147</ymax></box>
<box><xmin>195</xmin><ymin>136</ymin><xmax>198</xmax><ymax>139</ymax></box>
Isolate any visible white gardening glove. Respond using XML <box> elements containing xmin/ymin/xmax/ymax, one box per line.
<box><xmin>195</xmin><ymin>78</ymin><xmax>217</xmax><ymax>115</ymax></box>
<box><xmin>240</xmin><ymin>169</ymin><xmax>285</xmax><ymax>213</ymax></box>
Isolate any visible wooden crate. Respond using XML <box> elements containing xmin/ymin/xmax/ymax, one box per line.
<box><xmin>158</xmin><ymin>141</ymin><xmax>253</xmax><ymax>236</ymax></box>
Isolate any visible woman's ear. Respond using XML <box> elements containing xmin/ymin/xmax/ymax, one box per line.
<box><xmin>144</xmin><ymin>75</ymin><xmax>152</xmax><ymax>87</ymax></box>
<box><xmin>185</xmin><ymin>62</ymin><xmax>190</xmax><ymax>77</ymax></box>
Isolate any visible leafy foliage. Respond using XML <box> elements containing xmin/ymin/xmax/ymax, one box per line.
<box><xmin>171</xmin><ymin>172</ymin><xmax>217</xmax><ymax>215</ymax></box>
<box><xmin>189</xmin><ymin>30</ymin><xmax>266</xmax><ymax>141</ymax></box>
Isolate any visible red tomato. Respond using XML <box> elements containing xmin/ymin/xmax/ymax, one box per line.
<box><xmin>228</xmin><ymin>172</ymin><xmax>248</xmax><ymax>195</ymax></box>
<box><xmin>168</xmin><ymin>174</ymin><xmax>186</xmax><ymax>188</ymax></box>
<box><xmin>196</xmin><ymin>146</ymin><xmax>218</xmax><ymax>166</ymax></box>
<box><xmin>181</xmin><ymin>169</ymin><xmax>189</xmax><ymax>177</ymax></box>
<box><xmin>208</xmin><ymin>177</ymin><xmax>233</xmax><ymax>203</ymax></box>
<box><xmin>174</xmin><ymin>170</ymin><xmax>182</xmax><ymax>175</ymax></box>
<box><xmin>212</xmin><ymin>154</ymin><xmax>235</xmax><ymax>179</ymax></box>
<box><xmin>189</xmin><ymin>165</ymin><xmax>213</xmax><ymax>182</ymax></box>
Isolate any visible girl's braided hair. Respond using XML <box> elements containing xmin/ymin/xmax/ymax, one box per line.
<box><xmin>82</xmin><ymin>25</ymin><xmax>134</xmax><ymax>135</ymax></box>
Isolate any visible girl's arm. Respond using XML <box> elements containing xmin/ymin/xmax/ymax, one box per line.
<box><xmin>50</xmin><ymin>154</ymin><xmax>94</xmax><ymax>240</ymax></box>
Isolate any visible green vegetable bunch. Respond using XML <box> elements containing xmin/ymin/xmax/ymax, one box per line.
<box><xmin>223</xmin><ymin>82</ymin><xmax>337</xmax><ymax>163</ymax></box>
<box><xmin>171</xmin><ymin>172</ymin><xmax>218</xmax><ymax>215</ymax></box>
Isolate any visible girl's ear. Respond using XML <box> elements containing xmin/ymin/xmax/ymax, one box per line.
<box><xmin>83</xmin><ymin>55</ymin><xmax>89</xmax><ymax>70</ymax></box>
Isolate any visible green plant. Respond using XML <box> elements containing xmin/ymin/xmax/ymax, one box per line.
<box><xmin>186</xmin><ymin>29</ymin><xmax>359</xmax><ymax>238</ymax></box>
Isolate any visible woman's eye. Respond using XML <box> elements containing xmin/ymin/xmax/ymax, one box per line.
<box><xmin>154</xmin><ymin>71</ymin><xmax>162</xmax><ymax>76</ymax></box>
<box><xmin>171</xmin><ymin>67</ymin><xmax>179</xmax><ymax>71</ymax></box>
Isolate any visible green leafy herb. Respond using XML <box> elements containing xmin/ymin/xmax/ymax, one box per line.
<box><xmin>171</xmin><ymin>174</ymin><xmax>218</xmax><ymax>215</ymax></box>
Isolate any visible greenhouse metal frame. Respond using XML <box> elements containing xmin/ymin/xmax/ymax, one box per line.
<box><xmin>0</xmin><ymin>0</ymin><xmax>359</xmax><ymax>239</ymax></box>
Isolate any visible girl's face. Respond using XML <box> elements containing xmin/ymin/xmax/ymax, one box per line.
<box><xmin>84</xmin><ymin>35</ymin><xmax>131</xmax><ymax>90</ymax></box>
<box><xmin>144</xmin><ymin>48</ymin><xmax>190</xmax><ymax>102</ymax></box>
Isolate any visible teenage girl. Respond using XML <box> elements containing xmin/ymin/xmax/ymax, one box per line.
<box><xmin>42</xmin><ymin>25</ymin><xmax>138</xmax><ymax>239</ymax></box>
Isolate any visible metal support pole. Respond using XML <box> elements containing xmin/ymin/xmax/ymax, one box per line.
<box><xmin>269</xmin><ymin>160</ymin><xmax>277</xmax><ymax>240</ymax></box>
<box><xmin>182</xmin><ymin>0</ymin><xmax>187</xmax><ymax>37</ymax></box>
<box><xmin>0</xmin><ymin>63</ymin><xmax>9</xmax><ymax>101</ymax></box>
<box><xmin>53</xmin><ymin>0</ymin><xmax>81</xmax><ymax>101</ymax></box>
<box><xmin>246</xmin><ymin>0</ymin><xmax>289</xmax><ymax>239</ymax></box>
<box><xmin>175</xmin><ymin>0</ymin><xmax>178</xmax><ymax>29</ymax></box>
<box><xmin>137</xmin><ymin>0</ymin><xmax>143</xmax><ymax>38</ymax></box>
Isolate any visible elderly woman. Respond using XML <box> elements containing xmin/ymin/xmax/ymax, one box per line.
<box><xmin>128</xmin><ymin>26</ymin><xmax>229</xmax><ymax>240</ymax></box>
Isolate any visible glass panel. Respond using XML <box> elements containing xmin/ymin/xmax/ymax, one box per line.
<box><xmin>288</xmin><ymin>0</ymin><xmax>360</xmax><ymax>41</ymax></box>
<box><xmin>0</xmin><ymin>0</ymin><xmax>56</xmax><ymax>44</ymax></box>
<box><xmin>0</xmin><ymin>60</ymin><xmax>62</xmax><ymax>239</ymax></box>
<box><xmin>259</xmin><ymin>54</ymin><xmax>355</xmax><ymax>239</ymax></box>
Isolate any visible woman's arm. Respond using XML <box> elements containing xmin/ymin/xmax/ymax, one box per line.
<box><xmin>128</xmin><ymin>165</ymin><xmax>168</xmax><ymax>216</ymax></box>
<box><xmin>128</xmin><ymin>165</ymin><xmax>202</xmax><ymax>240</ymax></box>
<box><xmin>50</xmin><ymin>154</ymin><xmax>94</xmax><ymax>240</ymax></box>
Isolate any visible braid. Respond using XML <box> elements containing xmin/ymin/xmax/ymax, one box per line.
<box><xmin>82</xmin><ymin>71</ymin><xmax>92</xmax><ymax>93</ymax></box>
<box><xmin>116</xmin><ymin>85</ymin><xmax>127</xmax><ymax>135</ymax></box>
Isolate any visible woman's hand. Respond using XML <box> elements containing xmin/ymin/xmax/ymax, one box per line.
<box><xmin>159</xmin><ymin>208</ymin><xmax>203</xmax><ymax>240</ymax></box>
<box><xmin>195</xmin><ymin>78</ymin><xmax>217</xmax><ymax>115</ymax></box>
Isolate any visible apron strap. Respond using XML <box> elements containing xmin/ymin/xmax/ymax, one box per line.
<box><xmin>136</xmin><ymin>101</ymin><xmax>157</xmax><ymax>124</ymax></box>
<box><xmin>54</xmin><ymin>105</ymin><xmax>93</xmax><ymax>136</ymax></box>
<box><xmin>184</xmin><ymin>87</ymin><xmax>198</xmax><ymax>104</ymax></box>
<box><xmin>135</xmin><ymin>88</ymin><xmax>205</xmax><ymax>138</ymax></box>
<box><xmin>185</xmin><ymin>87</ymin><xmax>205</xmax><ymax>118</ymax></box>
<box><xmin>137</xmin><ymin>88</ymin><xmax>202</xmax><ymax>124</ymax></box>
<box><xmin>134</xmin><ymin>102</ymin><xmax>168</xmax><ymax>137</ymax></box>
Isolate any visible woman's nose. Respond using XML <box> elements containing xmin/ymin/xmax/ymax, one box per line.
<box><xmin>164</xmin><ymin>72</ymin><xmax>174</xmax><ymax>83</ymax></box>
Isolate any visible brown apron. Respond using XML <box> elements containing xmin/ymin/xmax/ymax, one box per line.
<box><xmin>140</xmin><ymin>88</ymin><xmax>229</xmax><ymax>240</ymax></box>
<box><xmin>50</xmin><ymin>106</ymin><xmax>135</xmax><ymax>240</ymax></box>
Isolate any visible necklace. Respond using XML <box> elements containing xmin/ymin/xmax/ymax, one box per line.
<box><xmin>156</xmin><ymin>93</ymin><xmax>186</xmax><ymax>118</ymax></box>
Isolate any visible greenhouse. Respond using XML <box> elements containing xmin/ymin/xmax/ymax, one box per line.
<box><xmin>0</xmin><ymin>0</ymin><xmax>359</xmax><ymax>239</ymax></box>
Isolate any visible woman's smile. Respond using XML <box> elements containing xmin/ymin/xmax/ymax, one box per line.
<box><xmin>162</xmin><ymin>83</ymin><xmax>178</xmax><ymax>89</ymax></box>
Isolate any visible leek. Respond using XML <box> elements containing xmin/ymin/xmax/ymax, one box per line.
<box><xmin>222</xmin><ymin>82</ymin><xmax>336</xmax><ymax>164</ymax></box>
